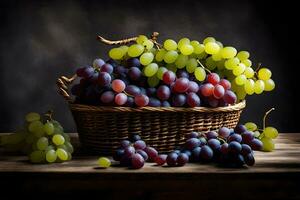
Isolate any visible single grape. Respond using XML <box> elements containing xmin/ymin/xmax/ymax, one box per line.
<box><xmin>136</xmin><ymin>35</ymin><xmax>148</xmax><ymax>44</ymax></box>
<box><xmin>52</xmin><ymin>134</ymin><xmax>65</xmax><ymax>146</ymax></box>
<box><xmin>162</xmin><ymin>71</ymin><xmax>176</xmax><ymax>85</ymax></box>
<box><xmin>245</xmin><ymin>122</ymin><xmax>258</xmax><ymax>131</ymax></box>
<box><xmin>125</xmin><ymin>85</ymin><xmax>141</xmax><ymax>96</ymax></box>
<box><xmin>200</xmin><ymin>83</ymin><xmax>214</xmax><ymax>97</ymax></box>
<box><xmin>100</xmin><ymin>91</ymin><xmax>115</xmax><ymax>104</ymax></box>
<box><xmin>155</xmin><ymin>154</ymin><xmax>167</xmax><ymax>166</ymax></box>
<box><xmin>250</xmin><ymin>138</ymin><xmax>263</xmax><ymax>150</ymax></box>
<box><xmin>97</xmin><ymin>72</ymin><xmax>111</xmax><ymax>87</ymax></box>
<box><xmin>242</xmin><ymin>59</ymin><xmax>252</xmax><ymax>67</ymax></box>
<box><xmin>244</xmin><ymin>67</ymin><xmax>255</xmax><ymax>78</ymax></box>
<box><xmin>244</xmin><ymin>153</ymin><xmax>255</xmax><ymax>166</ymax></box>
<box><xmin>205</xmin><ymin>131</ymin><xmax>218</xmax><ymax>139</ymax></box>
<box><xmin>207</xmin><ymin>73</ymin><xmax>220</xmax><ymax>85</ymax></box>
<box><xmin>127</xmin><ymin>58</ymin><xmax>141</xmax><ymax>68</ymax></box>
<box><xmin>208</xmin><ymin>138</ymin><xmax>221</xmax><ymax>151</ymax></box>
<box><xmin>241</xmin><ymin>131</ymin><xmax>254</xmax><ymax>144</ymax></box>
<box><xmin>180</xmin><ymin>44</ymin><xmax>194</xmax><ymax>55</ymax></box>
<box><xmin>203</xmin><ymin>37</ymin><xmax>215</xmax><ymax>44</ymax></box>
<box><xmin>76</xmin><ymin>66</ymin><xmax>94</xmax><ymax>78</ymax></box>
<box><xmin>155</xmin><ymin>49</ymin><xmax>167</xmax><ymax>62</ymax></box>
<box><xmin>261</xmin><ymin>137</ymin><xmax>275</xmax><ymax>151</ymax></box>
<box><xmin>254</xmin><ymin>80</ymin><xmax>265</xmax><ymax>94</ymax></box>
<box><xmin>205</xmin><ymin>42</ymin><xmax>220</xmax><ymax>54</ymax></box>
<box><xmin>175</xmin><ymin>54</ymin><xmax>188</xmax><ymax>69</ymax></box>
<box><xmin>124</xmin><ymin>146</ymin><xmax>135</xmax><ymax>157</ymax></box>
<box><xmin>237</xmin><ymin>51</ymin><xmax>250</xmax><ymax>60</ymax></box>
<box><xmin>223</xmin><ymin>90</ymin><xmax>237</xmax><ymax>104</ymax></box>
<box><xmin>164</xmin><ymin>50</ymin><xmax>178</xmax><ymax>63</ymax></box>
<box><xmin>177</xmin><ymin>153</ymin><xmax>189</xmax><ymax>166</ymax></box>
<box><xmin>56</xmin><ymin>148</ymin><xmax>68</xmax><ymax>161</ymax></box>
<box><xmin>140</xmin><ymin>52</ymin><xmax>154</xmax><ymax>66</ymax></box>
<box><xmin>235</xmin><ymin>75</ymin><xmax>247</xmax><ymax>85</ymax></box>
<box><xmin>161</xmin><ymin>101</ymin><xmax>171</xmax><ymax>107</ymax></box>
<box><xmin>46</xmin><ymin>149</ymin><xmax>57</xmax><ymax>163</ymax></box>
<box><xmin>219</xmin><ymin>127</ymin><xmax>231</xmax><ymax>139</ymax></box>
<box><xmin>112</xmin><ymin>79</ymin><xmax>126</xmax><ymax>93</ymax></box>
<box><xmin>172</xmin><ymin>94</ymin><xmax>186</xmax><ymax>107</ymax></box>
<box><xmin>233</xmin><ymin>63</ymin><xmax>246</xmax><ymax>76</ymax></box>
<box><xmin>191</xmin><ymin>147</ymin><xmax>201</xmax><ymax>162</ymax></box>
<box><xmin>25</xmin><ymin>112</ymin><xmax>40</xmax><ymax>122</ymax></box>
<box><xmin>225</xmin><ymin>57</ymin><xmax>240</xmax><ymax>70</ymax></box>
<box><xmin>29</xmin><ymin>150</ymin><xmax>45</xmax><ymax>163</ymax></box>
<box><xmin>98</xmin><ymin>157</ymin><xmax>111</xmax><ymax>168</ymax></box>
<box><xmin>28</xmin><ymin>120</ymin><xmax>44</xmax><ymax>137</ymax></box>
<box><xmin>143</xmin><ymin>40</ymin><xmax>154</xmax><ymax>50</ymax></box>
<box><xmin>144</xmin><ymin>63</ymin><xmax>158</xmax><ymax>77</ymax></box>
<box><xmin>213</xmin><ymin>84</ymin><xmax>225</xmax><ymax>99</ymax></box>
<box><xmin>185</xmin><ymin>138</ymin><xmax>201</xmax><ymax>150</ymax></box>
<box><xmin>164</xmin><ymin>39</ymin><xmax>177</xmax><ymax>51</ymax></box>
<box><xmin>174</xmin><ymin>78</ymin><xmax>189</xmax><ymax>93</ymax></box>
<box><xmin>93</xmin><ymin>58</ymin><xmax>105</xmax><ymax>68</ymax></box>
<box><xmin>100</xmin><ymin>63</ymin><xmax>114</xmax><ymax>74</ymax></box>
<box><xmin>178</xmin><ymin>38</ymin><xmax>190</xmax><ymax>48</ymax></box>
<box><xmin>166</xmin><ymin>152</ymin><xmax>178</xmax><ymax>166</ymax></box>
<box><xmin>258</xmin><ymin>68</ymin><xmax>272</xmax><ymax>80</ymax></box>
<box><xmin>128</xmin><ymin>44</ymin><xmax>144</xmax><ymax>57</ymax></box>
<box><xmin>263</xmin><ymin>127</ymin><xmax>278</xmax><ymax>139</ymax></box>
<box><xmin>144</xmin><ymin>146</ymin><xmax>158</xmax><ymax>161</ymax></box>
<box><xmin>36</xmin><ymin>137</ymin><xmax>48</xmax><ymax>150</ymax></box>
<box><xmin>134</xmin><ymin>94</ymin><xmax>149</xmax><ymax>107</ymax></box>
<box><xmin>221</xmin><ymin>46</ymin><xmax>237</xmax><ymax>59</ymax></box>
<box><xmin>228</xmin><ymin>134</ymin><xmax>242</xmax><ymax>143</ymax></box>
<box><xmin>186</xmin><ymin>58</ymin><xmax>198</xmax><ymax>73</ymax></box>
<box><xmin>219</xmin><ymin>79</ymin><xmax>231</xmax><ymax>90</ymax></box>
<box><xmin>220</xmin><ymin>143</ymin><xmax>229</xmax><ymax>154</ymax></box>
<box><xmin>234</xmin><ymin>124</ymin><xmax>247</xmax><ymax>134</ymax></box>
<box><xmin>194</xmin><ymin>67</ymin><xmax>206</xmax><ymax>81</ymax></box>
<box><xmin>44</xmin><ymin>122</ymin><xmax>54</xmax><ymax>135</ymax></box>
<box><xmin>156</xmin><ymin>67</ymin><xmax>168</xmax><ymax>80</ymax></box>
<box><xmin>128</xmin><ymin>67</ymin><xmax>142</xmax><ymax>81</ymax></box>
<box><xmin>136</xmin><ymin>149</ymin><xmax>149</xmax><ymax>161</ymax></box>
<box><xmin>241</xmin><ymin>144</ymin><xmax>252</xmax><ymax>156</ymax></box>
<box><xmin>187</xmin><ymin>92</ymin><xmax>201</xmax><ymax>107</ymax></box>
<box><xmin>200</xmin><ymin>145</ymin><xmax>214</xmax><ymax>160</ymax></box>
<box><xmin>244</xmin><ymin>79</ymin><xmax>255</xmax><ymax>95</ymax></box>
<box><xmin>228</xmin><ymin>141</ymin><xmax>242</xmax><ymax>154</ymax></box>
<box><xmin>134</xmin><ymin>140</ymin><xmax>146</xmax><ymax>150</ymax></box>
<box><xmin>115</xmin><ymin>93</ymin><xmax>128</xmax><ymax>105</ymax></box>
<box><xmin>264</xmin><ymin>79</ymin><xmax>275</xmax><ymax>91</ymax></box>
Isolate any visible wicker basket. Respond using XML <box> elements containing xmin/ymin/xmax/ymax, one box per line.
<box><xmin>56</xmin><ymin>32</ymin><xmax>246</xmax><ymax>154</ymax></box>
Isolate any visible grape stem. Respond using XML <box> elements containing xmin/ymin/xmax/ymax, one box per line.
<box><xmin>263</xmin><ymin>108</ymin><xmax>275</xmax><ymax>129</ymax></box>
<box><xmin>196</xmin><ymin>60</ymin><xmax>212</xmax><ymax>73</ymax></box>
<box><xmin>44</xmin><ymin>110</ymin><xmax>53</xmax><ymax>121</ymax></box>
<box><xmin>254</xmin><ymin>62</ymin><xmax>262</xmax><ymax>73</ymax></box>
<box><xmin>217</xmin><ymin>137</ymin><xmax>227</xmax><ymax>144</ymax></box>
<box><xmin>123</xmin><ymin>91</ymin><xmax>134</xmax><ymax>98</ymax></box>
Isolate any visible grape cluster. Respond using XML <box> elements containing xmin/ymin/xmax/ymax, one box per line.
<box><xmin>0</xmin><ymin>112</ymin><xmax>73</xmax><ymax>163</ymax></box>
<box><xmin>113</xmin><ymin>135</ymin><xmax>158</xmax><ymax>169</ymax></box>
<box><xmin>71</xmin><ymin>35</ymin><xmax>274</xmax><ymax>107</ymax></box>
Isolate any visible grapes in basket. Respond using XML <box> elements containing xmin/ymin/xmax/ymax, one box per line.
<box><xmin>71</xmin><ymin>34</ymin><xmax>275</xmax><ymax>107</ymax></box>
<box><xmin>0</xmin><ymin>111</ymin><xmax>74</xmax><ymax>164</ymax></box>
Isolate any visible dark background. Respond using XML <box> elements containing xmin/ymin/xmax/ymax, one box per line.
<box><xmin>0</xmin><ymin>0</ymin><xmax>298</xmax><ymax>132</ymax></box>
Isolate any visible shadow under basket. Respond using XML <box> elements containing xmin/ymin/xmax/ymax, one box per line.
<box><xmin>69</xmin><ymin>101</ymin><xmax>245</xmax><ymax>155</ymax></box>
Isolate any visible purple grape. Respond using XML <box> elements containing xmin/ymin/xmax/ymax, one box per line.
<box><xmin>127</xmin><ymin>58</ymin><xmax>141</xmax><ymax>67</ymax></box>
<box><xmin>93</xmin><ymin>58</ymin><xmax>105</xmax><ymax>68</ymax></box>
<box><xmin>172</xmin><ymin>94</ymin><xmax>186</xmax><ymax>107</ymax></box>
<box><xmin>131</xmin><ymin>153</ymin><xmax>145</xmax><ymax>169</ymax></box>
<box><xmin>223</xmin><ymin>90</ymin><xmax>237</xmax><ymax>105</ymax></box>
<box><xmin>136</xmin><ymin>149</ymin><xmax>148</xmax><ymax>161</ymax></box>
<box><xmin>114</xmin><ymin>65</ymin><xmax>128</xmax><ymax>75</ymax></box>
<box><xmin>139</xmin><ymin>87</ymin><xmax>146</xmax><ymax>95</ymax></box>
<box><xmin>191</xmin><ymin>147</ymin><xmax>201</xmax><ymax>162</ymax></box>
<box><xmin>200</xmin><ymin>145</ymin><xmax>214</xmax><ymax>160</ymax></box>
<box><xmin>220</xmin><ymin>143</ymin><xmax>229</xmax><ymax>154</ymax></box>
<box><xmin>76</xmin><ymin>66</ymin><xmax>94</xmax><ymax>78</ymax></box>
<box><xmin>144</xmin><ymin>147</ymin><xmax>158</xmax><ymax>161</ymax></box>
<box><xmin>166</xmin><ymin>152</ymin><xmax>178</xmax><ymax>166</ymax></box>
<box><xmin>186</xmin><ymin>132</ymin><xmax>199</xmax><ymax>139</ymax></box>
<box><xmin>228</xmin><ymin>134</ymin><xmax>242</xmax><ymax>143</ymax></box>
<box><xmin>157</xmin><ymin>85</ymin><xmax>171</xmax><ymax>101</ymax></box>
<box><xmin>124</xmin><ymin>96</ymin><xmax>134</xmax><ymax>107</ymax></box>
<box><xmin>228</xmin><ymin>141</ymin><xmax>242</xmax><ymax>154</ymax></box>
<box><xmin>234</xmin><ymin>124</ymin><xmax>247</xmax><ymax>134</ymax></box>
<box><xmin>244</xmin><ymin>153</ymin><xmax>255</xmax><ymax>166</ymax></box>
<box><xmin>128</xmin><ymin>67</ymin><xmax>142</xmax><ymax>81</ymax></box>
<box><xmin>124</xmin><ymin>146</ymin><xmax>135</xmax><ymax>157</ymax></box>
<box><xmin>100</xmin><ymin>91</ymin><xmax>115</xmax><ymax>104</ymax></box>
<box><xmin>106</xmin><ymin>59</ymin><xmax>118</xmax><ymax>67</ymax></box>
<box><xmin>234</xmin><ymin>154</ymin><xmax>245</xmax><ymax>167</ymax></box>
<box><xmin>161</xmin><ymin>101</ymin><xmax>171</xmax><ymax>107</ymax></box>
<box><xmin>208</xmin><ymin>138</ymin><xmax>221</xmax><ymax>151</ymax></box>
<box><xmin>249</xmin><ymin>138</ymin><xmax>263</xmax><ymax>151</ymax></box>
<box><xmin>205</xmin><ymin>131</ymin><xmax>218</xmax><ymax>139</ymax></box>
<box><xmin>186</xmin><ymin>92</ymin><xmax>201</xmax><ymax>107</ymax></box>
<box><xmin>185</xmin><ymin>138</ymin><xmax>200</xmax><ymax>150</ymax></box>
<box><xmin>187</xmin><ymin>81</ymin><xmax>199</xmax><ymax>93</ymax></box>
<box><xmin>218</xmin><ymin>127</ymin><xmax>231</xmax><ymax>139</ymax></box>
<box><xmin>181</xmin><ymin>150</ymin><xmax>192</xmax><ymax>158</ymax></box>
<box><xmin>100</xmin><ymin>63</ymin><xmax>114</xmax><ymax>74</ymax></box>
<box><xmin>218</xmin><ymin>98</ymin><xmax>228</xmax><ymax>107</ymax></box>
<box><xmin>241</xmin><ymin>144</ymin><xmax>252</xmax><ymax>156</ymax></box>
<box><xmin>97</xmin><ymin>72</ymin><xmax>111</xmax><ymax>87</ymax></box>
<box><xmin>207</xmin><ymin>97</ymin><xmax>219</xmax><ymax>107</ymax></box>
<box><xmin>113</xmin><ymin>148</ymin><xmax>125</xmax><ymax>161</ymax></box>
<box><xmin>177</xmin><ymin>153</ymin><xmax>189</xmax><ymax>166</ymax></box>
<box><xmin>155</xmin><ymin>154</ymin><xmax>167</xmax><ymax>166</ymax></box>
<box><xmin>120</xmin><ymin>140</ymin><xmax>131</xmax><ymax>148</ymax></box>
<box><xmin>146</xmin><ymin>88</ymin><xmax>157</xmax><ymax>97</ymax></box>
<box><xmin>125</xmin><ymin>85</ymin><xmax>141</xmax><ymax>96</ymax></box>
<box><xmin>134</xmin><ymin>140</ymin><xmax>146</xmax><ymax>150</ymax></box>
<box><xmin>242</xmin><ymin>131</ymin><xmax>254</xmax><ymax>144</ymax></box>
<box><xmin>130</xmin><ymin>134</ymin><xmax>141</xmax><ymax>142</ymax></box>
<box><xmin>176</xmin><ymin>69</ymin><xmax>189</xmax><ymax>79</ymax></box>
<box><xmin>148</xmin><ymin>97</ymin><xmax>161</xmax><ymax>107</ymax></box>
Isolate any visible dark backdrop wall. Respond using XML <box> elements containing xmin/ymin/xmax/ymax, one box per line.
<box><xmin>0</xmin><ymin>0</ymin><xmax>298</xmax><ymax>132</ymax></box>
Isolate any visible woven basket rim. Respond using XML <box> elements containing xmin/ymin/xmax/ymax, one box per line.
<box><xmin>68</xmin><ymin>100</ymin><xmax>245</xmax><ymax>113</ymax></box>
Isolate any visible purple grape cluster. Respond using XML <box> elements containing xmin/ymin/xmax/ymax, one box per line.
<box><xmin>113</xmin><ymin>134</ymin><xmax>158</xmax><ymax>169</ymax></box>
<box><xmin>71</xmin><ymin>57</ymin><xmax>238</xmax><ymax>108</ymax></box>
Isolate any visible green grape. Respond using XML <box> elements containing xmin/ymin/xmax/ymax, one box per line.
<box><xmin>65</xmin><ymin>142</ymin><xmax>74</xmax><ymax>154</ymax></box>
<box><xmin>119</xmin><ymin>45</ymin><xmax>129</xmax><ymax>53</ymax></box>
<box><xmin>186</xmin><ymin>58</ymin><xmax>198</xmax><ymax>73</ymax></box>
<box><xmin>216</xmin><ymin>60</ymin><xmax>225</xmax><ymax>70</ymax></box>
<box><xmin>28</xmin><ymin>121</ymin><xmax>44</xmax><ymax>137</ymax></box>
<box><xmin>109</xmin><ymin>48</ymin><xmax>124</xmax><ymax>60</ymax></box>
<box><xmin>140</xmin><ymin>52</ymin><xmax>154</xmax><ymax>66</ymax></box>
<box><xmin>241</xmin><ymin>59</ymin><xmax>252</xmax><ymax>67</ymax></box>
<box><xmin>263</xmin><ymin>127</ymin><xmax>278</xmax><ymax>139</ymax></box>
<box><xmin>254</xmin><ymin>80</ymin><xmax>265</xmax><ymax>94</ymax></box>
<box><xmin>45</xmin><ymin>145</ymin><xmax>55</xmax><ymax>152</ymax></box>
<box><xmin>178</xmin><ymin>38</ymin><xmax>190</xmax><ymax>49</ymax></box>
<box><xmin>221</xmin><ymin>47</ymin><xmax>237</xmax><ymax>59</ymax></box>
<box><xmin>212</xmin><ymin>52</ymin><xmax>223</xmax><ymax>61</ymax></box>
<box><xmin>142</xmin><ymin>40</ymin><xmax>154</xmax><ymax>50</ymax></box>
<box><xmin>25</xmin><ymin>112</ymin><xmax>40</xmax><ymax>122</ymax></box>
<box><xmin>155</xmin><ymin>49</ymin><xmax>167</xmax><ymax>62</ymax></box>
<box><xmin>56</xmin><ymin>148</ymin><xmax>68</xmax><ymax>161</ymax></box>
<box><xmin>136</xmin><ymin>35</ymin><xmax>148</xmax><ymax>44</ymax></box>
<box><xmin>233</xmin><ymin>63</ymin><xmax>246</xmax><ymax>76</ymax></box>
<box><xmin>98</xmin><ymin>157</ymin><xmax>111</xmax><ymax>168</ymax></box>
<box><xmin>57</xmin><ymin>144</ymin><xmax>67</xmax><ymax>151</ymax></box>
<box><xmin>235</xmin><ymin>74</ymin><xmax>247</xmax><ymax>85</ymax></box>
<box><xmin>261</xmin><ymin>137</ymin><xmax>275</xmax><ymax>152</ymax></box>
<box><xmin>157</xmin><ymin>67</ymin><xmax>168</xmax><ymax>80</ymax></box>
<box><xmin>258</xmin><ymin>68</ymin><xmax>272</xmax><ymax>80</ymax></box>
<box><xmin>166</xmin><ymin>64</ymin><xmax>177</xmax><ymax>73</ymax></box>
<box><xmin>236</xmin><ymin>86</ymin><xmax>247</xmax><ymax>100</ymax></box>
<box><xmin>244</xmin><ymin>79</ymin><xmax>255</xmax><ymax>95</ymax></box>
<box><xmin>203</xmin><ymin>37</ymin><xmax>216</xmax><ymax>45</ymax></box>
<box><xmin>264</xmin><ymin>79</ymin><xmax>275</xmax><ymax>91</ymax></box>
<box><xmin>147</xmin><ymin>75</ymin><xmax>160</xmax><ymax>87</ymax></box>
<box><xmin>29</xmin><ymin>150</ymin><xmax>45</xmax><ymax>163</ymax></box>
<box><xmin>44</xmin><ymin>121</ymin><xmax>54</xmax><ymax>135</ymax></box>
<box><xmin>149</xmin><ymin>47</ymin><xmax>157</xmax><ymax>54</ymax></box>
<box><xmin>164</xmin><ymin>39</ymin><xmax>177</xmax><ymax>51</ymax></box>
<box><xmin>237</xmin><ymin>51</ymin><xmax>250</xmax><ymax>60</ymax></box>
<box><xmin>180</xmin><ymin>44</ymin><xmax>194</xmax><ymax>55</ymax></box>
<box><xmin>245</xmin><ymin>122</ymin><xmax>258</xmax><ymax>131</ymax></box>
<box><xmin>127</xmin><ymin>44</ymin><xmax>144</xmax><ymax>57</ymax></box>
<box><xmin>193</xmin><ymin>43</ymin><xmax>205</xmax><ymax>54</ymax></box>
<box><xmin>253</xmin><ymin>131</ymin><xmax>260</xmax><ymax>138</ymax></box>
<box><xmin>144</xmin><ymin>63</ymin><xmax>158</xmax><ymax>77</ymax></box>
<box><xmin>216</xmin><ymin>41</ymin><xmax>223</xmax><ymax>48</ymax></box>
<box><xmin>205</xmin><ymin>56</ymin><xmax>217</xmax><ymax>70</ymax></box>
<box><xmin>62</xmin><ymin>133</ymin><xmax>71</xmax><ymax>142</ymax></box>
<box><xmin>52</xmin><ymin>134</ymin><xmax>65</xmax><ymax>146</ymax></box>
<box><xmin>53</xmin><ymin>123</ymin><xmax>63</xmax><ymax>135</ymax></box>
<box><xmin>196</xmin><ymin>52</ymin><xmax>207</xmax><ymax>59</ymax></box>
<box><xmin>163</xmin><ymin>50</ymin><xmax>178</xmax><ymax>63</ymax></box>
<box><xmin>194</xmin><ymin>67</ymin><xmax>206</xmax><ymax>81</ymax></box>
<box><xmin>175</xmin><ymin>54</ymin><xmax>188</xmax><ymax>69</ymax></box>
<box><xmin>46</xmin><ymin>149</ymin><xmax>57</xmax><ymax>163</ymax></box>
<box><xmin>36</xmin><ymin>137</ymin><xmax>48</xmax><ymax>150</ymax></box>
<box><xmin>225</xmin><ymin>57</ymin><xmax>240</xmax><ymax>70</ymax></box>
<box><xmin>244</xmin><ymin>67</ymin><xmax>255</xmax><ymax>78</ymax></box>
<box><xmin>204</xmin><ymin>42</ymin><xmax>220</xmax><ymax>55</ymax></box>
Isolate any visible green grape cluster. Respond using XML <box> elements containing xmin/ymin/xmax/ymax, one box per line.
<box><xmin>244</xmin><ymin>108</ymin><xmax>278</xmax><ymax>152</ymax></box>
<box><xmin>0</xmin><ymin>112</ymin><xmax>73</xmax><ymax>163</ymax></box>
<box><xmin>107</xmin><ymin>35</ymin><xmax>275</xmax><ymax>98</ymax></box>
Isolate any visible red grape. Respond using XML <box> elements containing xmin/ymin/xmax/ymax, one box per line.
<box><xmin>136</xmin><ymin>149</ymin><xmax>148</xmax><ymax>161</ymax></box>
<box><xmin>213</xmin><ymin>84</ymin><xmax>225</xmax><ymax>99</ymax></box>
<box><xmin>144</xmin><ymin>146</ymin><xmax>158</xmax><ymax>161</ymax></box>
<box><xmin>134</xmin><ymin>140</ymin><xmax>146</xmax><ymax>150</ymax></box>
<box><xmin>200</xmin><ymin>83</ymin><xmax>214</xmax><ymax>97</ymax></box>
<box><xmin>207</xmin><ymin>73</ymin><xmax>220</xmax><ymax>85</ymax></box>
<box><xmin>112</xmin><ymin>79</ymin><xmax>126</xmax><ymax>93</ymax></box>
<box><xmin>223</xmin><ymin>90</ymin><xmax>237</xmax><ymax>104</ymax></box>
<box><xmin>124</xmin><ymin>146</ymin><xmax>135</xmax><ymax>157</ymax></box>
<box><xmin>154</xmin><ymin>154</ymin><xmax>167</xmax><ymax>166</ymax></box>
<box><xmin>219</xmin><ymin>79</ymin><xmax>231</xmax><ymax>90</ymax></box>
<box><xmin>162</xmin><ymin>71</ymin><xmax>176</xmax><ymax>85</ymax></box>
<box><xmin>186</xmin><ymin>92</ymin><xmax>201</xmax><ymax>107</ymax></box>
<box><xmin>125</xmin><ymin>85</ymin><xmax>141</xmax><ymax>96</ymax></box>
<box><xmin>157</xmin><ymin>85</ymin><xmax>171</xmax><ymax>100</ymax></box>
<box><xmin>131</xmin><ymin>153</ymin><xmax>145</xmax><ymax>169</ymax></box>
<box><xmin>174</xmin><ymin>78</ymin><xmax>189</xmax><ymax>93</ymax></box>
<box><xmin>115</xmin><ymin>93</ymin><xmax>127</xmax><ymax>105</ymax></box>
<box><xmin>134</xmin><ymin>94</ymin><xmax>149</xmax><ymax>107</ymax></box>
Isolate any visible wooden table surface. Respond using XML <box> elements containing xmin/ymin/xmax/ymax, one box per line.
<box><xmin>1</xmin><ymin>133</ymin><xmax>300</xmax><ymax>199</ymax></box>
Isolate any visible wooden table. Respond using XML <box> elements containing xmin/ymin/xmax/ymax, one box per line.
<box><xmin>0</xmin><ymin>133</ymin><xmax>300</xmax><ymax>199</ymax></box>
